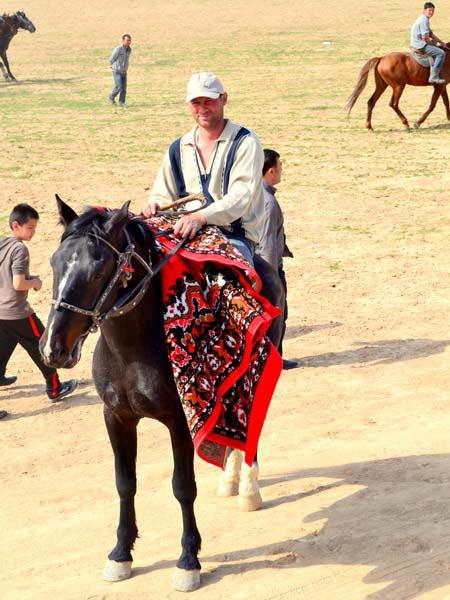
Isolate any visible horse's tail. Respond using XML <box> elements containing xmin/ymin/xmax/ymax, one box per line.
<box><xmin>346</xmin><ymin>57</ymin><xmax>381</xmax><ymax>113</ymax></box>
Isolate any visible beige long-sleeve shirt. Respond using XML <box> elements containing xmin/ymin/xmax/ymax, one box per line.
<box><xmin>149</xmin><ymin>119</ymin><xmax>266</xmax><ymax>244</ymax></box>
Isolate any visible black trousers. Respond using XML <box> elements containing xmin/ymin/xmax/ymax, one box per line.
<box><xmin>0</xmin><ymin>314</ymin><xmax>60</xmax><ymax>393</ymax></box>
<box><xmin>278</xmin><ymin>267</ymin><xmax>288</xmax><ymax>356</ymax></box>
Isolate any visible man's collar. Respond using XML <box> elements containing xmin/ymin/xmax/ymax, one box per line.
<box><xmin>263</xmin><ymin>181</ymin><xmax>277</xmax><ymax>194</ymax></box>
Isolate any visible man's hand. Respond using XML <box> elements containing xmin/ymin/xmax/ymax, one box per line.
<box><xmin>173</xmin><ymin>212</ymin><xmax>207</xmax><ymax>239</ymax></box>
<box><xmin>142</xmin><ymin>201</ymin><xmax>159</xmax><ymax>218</ymax></box>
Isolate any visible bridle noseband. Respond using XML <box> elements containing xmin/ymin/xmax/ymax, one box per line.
<box><xmin>52</xmin><ymin>226</ymin><xmax>186</xmax><ymax>333</ymax></box>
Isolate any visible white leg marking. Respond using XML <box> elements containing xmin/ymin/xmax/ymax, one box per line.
<box><xmin>238</xmin><ymin>461</ymin><xmax>262</xmax><ymax>511</ymax></box>
<box><xmin>217</xmin><ymin>449</ymin><xmax>243</xmax><ymax>497</ymax></box>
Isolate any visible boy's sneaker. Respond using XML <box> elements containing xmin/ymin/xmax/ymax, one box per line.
<box><xmin>48</xmin><ymin>379</ymin><xmax>78</xmax><ymax>403</ymax></box>
<box><xmin>0</xmin><ymin>410</ymin><xmax>8</xmax><ymax>419</ymax></box>
<box><xmin>119</xmin><ymin>102</ymin><xmax>128</xmax><ymax>108</ymax></box>
<box><xmin>0</xmin><ymin>375</ymin><xmax>17</xmax><ymax>386</ymax></box>
<box><xmin>282</xmin><ymin>359</ymin><xmax>298</xmax><ymax>370</ymax></box>
<box><xmin>109</xmin><ymin>96</ymin><xmax>116</xmax><ymax>105</ymax></box>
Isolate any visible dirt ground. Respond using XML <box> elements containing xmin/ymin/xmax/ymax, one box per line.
<box><xmin>1</xmin><ymin>1</ymin><xmax>450</xmax><ymax>598</ymax></box>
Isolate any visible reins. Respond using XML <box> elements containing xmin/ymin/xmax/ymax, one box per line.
<box><xmin>52</xmin><ymin>196</ymin><xmax>205</xmax><ymax>332</ymax></box>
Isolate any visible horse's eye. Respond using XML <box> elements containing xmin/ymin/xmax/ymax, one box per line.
<box><xmin>93</xmin><ymin>272</ymin><xmax>104</xmax><ymax>280</ymax></box>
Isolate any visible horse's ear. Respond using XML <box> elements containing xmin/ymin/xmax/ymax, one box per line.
<box><xmin>104</xmin><ymin>201</ymin><xmax>131</xmax><ymax>239</ymax></box>
<box><xmin>56</xmin><ymin>194</ymin><xmax>78</xmax><ymax>227</ymax></box>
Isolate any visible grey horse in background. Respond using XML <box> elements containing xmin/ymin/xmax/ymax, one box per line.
<box><xmin>0</xmin><ymin>11</ymin><xmax>36</xmax><ymax>81</ymax></box>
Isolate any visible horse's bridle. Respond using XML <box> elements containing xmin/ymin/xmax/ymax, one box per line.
<box><xmin>52</xmin><ymin>227</ymin><xmax>187</xmax><ymax>333</ymax></box>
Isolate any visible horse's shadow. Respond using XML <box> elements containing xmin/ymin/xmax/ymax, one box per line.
<box><xmin>2</xmin><ymin>76</ymin><xmax>83</xmax><ymax>86</ymax></box>
<box><xmin>132</xmin><ymin>455</ymin><xmax>450</xmax><ymax>597</ymax></box>
<box><xmin>284</xmin><ymin>321</ymin><xmax>343</xmax><ymax>341</ymax></box>
<box><xmin>416</xmin><ymin>122</ymin><xmax>450</xmax><ymax>131</ymax></box>
<box><xmin>297</xmin><ymin>337</ymin><xmax>450</xmax><ymax>368</ymax></box>
<box><xmin>3</xmin><ymin>381</ymin><xmax>101</xmax><ymax>419</ymax></box>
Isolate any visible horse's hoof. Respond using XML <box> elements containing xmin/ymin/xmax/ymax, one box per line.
<box><xmin>414</xmin><ymin>122</ymin><xmax>420</xmax><ymax>129</ymax></box>
<box><xmin>172</xmin><ymin>567</ymin><xmax>201</xmax><ymax>592</ymax></box>
<box><xmin>217</xmin><ymin>479</ymin><xmax>239</xmax><ymax>497</ymax></box>
<box><xmin>102</xmin><ymin>559</ymin><xmax>132</xmax><ymax>582</ymax></box>
<box><xmin>238</xmin><ymin>490</ymin><xmax>262</xmax><ymax>512</ymax></box>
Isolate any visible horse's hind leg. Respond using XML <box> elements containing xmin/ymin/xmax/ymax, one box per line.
<box><xmin>217</xmin><ymin>447</ymin><xmax>243</xmax><ymax>497</ymax></box>
<box><xmin>238</xmin><ymin>456</ymin><xmax>262</xmax><ymax>512</ymax></box>
<box><xmin>389</xmin><ymin>84</ymin><xmax>410</xmax><ymax>129</ymax></box>
<box><xmin>441</xmin><ymin>86</ymin><xmax>450</xmax><ymax>121</ymax></box>
<box><xmin>366</xmin><ymin>71</ymin><xmax>388</xmax><ymax>130</ymax></box>
<box><xmin>102</xmin><ymin>409</ymin><xmax>138</xmax><ymax>582</ymax></box>
<box><xmin>167</xmin><ymin>413</ymin><xmax>201</xmax><ymax>592</ymax></box>
<box><xmin>415</xmin><ymin>85</ymin><xmax>443</xmax><ymax>128</ymax></box>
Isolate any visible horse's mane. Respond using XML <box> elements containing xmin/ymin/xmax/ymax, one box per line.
<box><xmin>61</xmin><ymin>207</ymin><xmax>156</xmax><ymax>253</ymax></box>
<box><xmin>61</xmin><ymin>207</ymin><xmax>109</xmax><ymax>241</ymax></box>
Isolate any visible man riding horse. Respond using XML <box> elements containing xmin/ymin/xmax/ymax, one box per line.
<box><xmin>411</xmin><ymin>2</ymin><xmax>446</xmax><ymax>84</ymax></box>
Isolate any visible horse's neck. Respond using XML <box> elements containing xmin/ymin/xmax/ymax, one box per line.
<box><xmin>100</xmin><ymin>276</ymin><xmax>166</xmax><ymax>356</ymax></box>
<box><xmin>0</xmin><ymin>17</ymin><xmax>17</xmax><ymax>36</ymax></box>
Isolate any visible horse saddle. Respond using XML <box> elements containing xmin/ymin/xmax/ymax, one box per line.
<box><xmin>410</xmin><ymin>48</ymin><xmax>434</xmax><ymax>68</ymax></box>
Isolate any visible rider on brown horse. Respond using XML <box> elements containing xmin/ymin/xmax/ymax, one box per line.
<box><xmin>411</xmin><ymin>2</ymin><xmax>446</xmax><ymax>84</ymax></box>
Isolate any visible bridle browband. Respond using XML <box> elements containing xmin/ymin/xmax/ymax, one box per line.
<box><xmin>52</xmin><ymin>225</ymin><xmax>187</xmax><ymax>333</ymax></box>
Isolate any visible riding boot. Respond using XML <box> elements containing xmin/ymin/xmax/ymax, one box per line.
<box><xmin>428</xmin><ymin>67</ymin><xmax>445</xmax><ymax>84</ymax></box>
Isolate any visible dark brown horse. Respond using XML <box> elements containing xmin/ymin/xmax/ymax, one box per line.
<box><xmin>0</xmin><ymin>11</ymin><xmax>36</xmax><ymax>81</ymax></box>
<box><xmin>347</xmin><ymin>45</ymin><xmax>450</xmax><ymax>130</ymax></box>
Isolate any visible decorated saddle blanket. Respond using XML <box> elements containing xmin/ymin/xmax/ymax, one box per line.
<box><xmin>146</xmin><ymin>215</ymin><xmax>282</xmax><ymax>468</ymax></box>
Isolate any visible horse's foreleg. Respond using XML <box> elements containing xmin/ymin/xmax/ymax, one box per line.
<box><xmin>0</xmin><ymin>59</ymin><xmax>9</xmax><ymax>81</ymax></box>
<box><xmin>167</xmin><ymin>413</ymin><xmax>201</xmax><ymax>592</ymax></box>
<box><xmin>0</xmin><ymin>51</ymin><xmax>15</xmax><ymax>81</ymax></box>
<box><xmin>415</xmin><ymin>85</ymin><xmax>443</xmax><ymax>128</ymax></box>
<box><xmin>389</xmin><ymin>84</ymin><xmax>410</xmax><ymax>129</ymax></box>
<box><xmin>366</xmin><ymin>72</ymin><xmax>388</xmax><ymax>131</ymax></box>
<box><xmin>102</xmin><ymin>408</ymin><xmax>138</xmax><ymax>582</ymax></box>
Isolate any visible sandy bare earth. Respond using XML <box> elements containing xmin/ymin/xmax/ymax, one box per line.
<box><xmin>1</xmin><ymin>0</ymin><xmax>450</xmax><ymax>599</ymax></box>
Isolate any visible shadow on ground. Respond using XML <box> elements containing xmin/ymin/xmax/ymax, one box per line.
<box><xmin>1</xmin><ymin>76</ymin><xmax>84</xmax><ymax>86</ymax></box>
<box><xmin>129</xmin><ymin>455</ymin><xmax>450</xmax><ymax>598</ymax></box>
<box><xmin>285</xmin><ymin>321</ymin><xmax>342</xmax><ymax>341</ymax></box>
<box><xmin>297</xmin><ymin>338</ymin><xmax>450</xmax><ymax>368</ymax></box>
<box><xmin>2</xmin><ymin>380</ymin><xmax>100</xmax><ymax>419</ymax></box>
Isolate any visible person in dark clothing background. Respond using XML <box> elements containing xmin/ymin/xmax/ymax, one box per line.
<box><xmin>108</xmin><ymin>33</ymin><xmax>132</xmax><ymax>107</ymax></box>
<box><xmin>256</xmin><ymin>149</ymin><xmax>297</xmax><ymax>370</ymax></box>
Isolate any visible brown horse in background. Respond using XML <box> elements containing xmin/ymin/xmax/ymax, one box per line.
<box><xmin>347</xmin><ymin>45</ymin><xmax>450</xmax><ymax>130</ymax></box>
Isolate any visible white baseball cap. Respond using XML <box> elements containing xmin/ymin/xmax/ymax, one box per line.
<box><xmin>186</xmin><ymin>72</ymin><xmax>225</xmax><ymax>103</ymax></box>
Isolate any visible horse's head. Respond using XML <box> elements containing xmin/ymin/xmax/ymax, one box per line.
<box><xmin>15</xmin><ymin>11</ymin><xmax>36</xmax><ymax>33</ymax></box>
<box><xmin>40</xmin><ymin>195</ymin><xmax>143</xmax><ymax>369</ymax></box>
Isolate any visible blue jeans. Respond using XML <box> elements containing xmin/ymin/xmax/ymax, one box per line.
<box><xmin>223</xmin><ymin>233</ymin><xmax>255</xmax><ymax>266</ymax></box>
<box><xmin>110</xmin><ymin>72</ymin><xmax>127</xmax><ymax>104</ymax></box>
<box><xmin>423</xmin><ymin>44</ymin><xmax>446</xmax><ymax>70</ymax></box>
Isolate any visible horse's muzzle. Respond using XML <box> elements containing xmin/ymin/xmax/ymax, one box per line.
<box><xmin>39</xmin><ymin>333</ymin><xmax>84</xmax><ymax>369</ymax></box>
